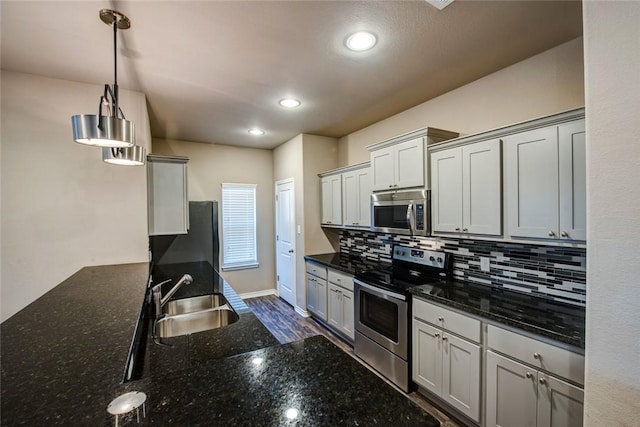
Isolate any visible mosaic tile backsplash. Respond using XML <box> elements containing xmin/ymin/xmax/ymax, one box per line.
<box><xmin>339</xmin><ymin>230</ymin><xmax>586</xmax><ymax>306</ymax></box>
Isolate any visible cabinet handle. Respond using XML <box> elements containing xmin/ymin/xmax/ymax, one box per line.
<box><xmin>438</xmin><ymin>317</ymin><xmax>444</xmax><ymax>321</ymax></box>
<box><xmin>539</xmin><ymin>378</ymin><xmax>547</xmax><ymax>385</ymax></box>
<box><xmin>389</xmin><ymin>185</ymin><xmax>394</xmax><ymax>188</ymax></box>
<box><xmin>533</xmin><ymin>352</ymin><xmax>540</xmax><ymax>359</ymax></box>
<box><xmin>526</xmin><ymin>372</ymin><xmax>533</xmax><ymax>379</ymax></box>
<box><xmin>455</xmin><ymin>227</ymin><xmax>460</xmax><ymax>231</ymax></box>
<box><xmin>561</xmin><ymin>231</ymin><xmax>569</xmax><ymax>238</ymax></box>
<box><xmin>548</xmin><ymin>231</ymin><xmax>556</xmax><ymax>237</ymax></box>
<box><xmin>463</xmin><ymin>228</ymin><xmax>468</xmax><ymax>232</ymax></box>
<box><xmin>434</xmin><ymin>333</ymin><xmax>440</xmax><ymax>338</ymax></box>
<box><xmin>442</xmin><ymin>336</ymin><xmax>448</xmax><ymax>341</ymax></box>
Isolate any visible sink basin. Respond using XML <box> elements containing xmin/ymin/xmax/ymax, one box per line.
<box><xmin>155</xmin><ymin>307</ymin><xmax>239</xmax><ymax>338</ymax></box>
<box><xmin>164</xmin><ymin>293</ymin><xmax>228</xmax><ymax>316</ymax></box>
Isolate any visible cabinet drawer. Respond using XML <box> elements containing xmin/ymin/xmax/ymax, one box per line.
<box><xmin>306</xmin><ymin>262</ymin><xmax>327</xmax><ymax>280</ymax></box>
<box><xmin>487</xmin><ymin>324</ymin><xmax>584</xmax><ymax>386</ymax></box>
<box><xmin>327</xmin><ymin>268</ymin><xmax>353</xmax><ymax>291</ymax></box>
<box><xmin>413</xmin><ymin>298</ymin><xmax>480</xmax><ymax>343</ymax></box>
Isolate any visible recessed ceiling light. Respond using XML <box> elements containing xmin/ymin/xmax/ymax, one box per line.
<box><xmin>425</xmin><ymin>0</ymin><xmax>454</xmax><ymax>11</ymax></box>
<box><xmin>345</xmin><ymin>32</ymin><xmax>377</xmax><ymax>51</ymax></box>
<box><xmin>279</xmin><ymin>98</ymin><xmax>301</xmax><ymax>108</ymax></box>
<box><xmin>285</xmin><ymin>408</ymin><xmax>299</xmax><ymax>420</ymax></box>
<box><xmin>248</xmin><ymin>128</ymin><xmax>265</xmax><ymax>136</ymax></box>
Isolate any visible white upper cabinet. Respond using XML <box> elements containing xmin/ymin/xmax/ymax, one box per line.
<box><xmin>342</xmin><ymin>166</ymin><xmax>371</xmax><ymax>228</ymax></box>
<box><xmin>431</xmin><ymin>139</ymin><xmax>502</xmax><ymax>235</ymax></box>
<box><xmin>369</xmin><ymin>128</ymin><xmax>459</xmax><ymax>192</ymax></box>
<box><xmin>371</xmin><ymin>137</ymin><xmax>425</xmax><ymax>191</ymax></box>
<box><xmin>558</xmin><ymin>120</ymin><xmax>586</xmax><ymax>241</ymax></box>
<box><xmin>147</xmin><ymin>155</ymin><xmax>189</xmax><ymax>236</ymax></box>
<box><xmin>505</xmin><ymin>119</ymin><xmax>585</xmax><ymax>241</ymax></box>
<box><xmin>320</xmin><ymin>174</ymin><xmax>342</xmax><ymax>225</ymax></box>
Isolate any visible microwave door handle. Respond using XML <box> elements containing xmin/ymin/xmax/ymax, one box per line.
<box><xmin>406</xmin><ymin>203</ymin><xmax>415</xmax><ymax>234</ymax></box>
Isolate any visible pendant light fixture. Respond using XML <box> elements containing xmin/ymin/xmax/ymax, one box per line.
<box><xmin>71</xmin><ymin>9</ymin><xmax>146</xmax><ymax>166</ymax></box>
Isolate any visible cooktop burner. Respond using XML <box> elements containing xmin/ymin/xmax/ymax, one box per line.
<box><xmin>355</xmin><ymin>246</ymin><xmax>451</xmax><ymax>295</ymax></box>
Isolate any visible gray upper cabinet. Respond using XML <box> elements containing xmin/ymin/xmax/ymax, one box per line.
<box><xmin>431</xmin><ymin>138</ymin><xmax>502</xmax><ymax>236</ymax></box>
<box><xmin>505</xmin><ymin>119</ymin><xmax>586</xmax><ymax>241</ymax></box>
<box><xmin>147</xmin><ymin>155</ymin><xmax>189</xmax><ymax>236</ymax></box>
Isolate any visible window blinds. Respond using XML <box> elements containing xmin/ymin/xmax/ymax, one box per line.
<box><xmin>221</xmin><ymin>183</ymin><xmax>258</xmax><ymax>270</ymax></box>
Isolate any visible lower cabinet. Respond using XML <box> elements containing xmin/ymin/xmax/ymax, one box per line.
<box><xmin>412</xmin><ymin>299</ymin><xmax>481</xmax><ymax>423</ymax></box>
<box><xmin>327</xmin><ymin>283</ymin><xmax>354</xmax><ymax>341</ymax></box>
<box><xmin>485</xmin><ymin>350</ymin><xmax>584</xmax><ymax>427</ymax></box>
<box><xmin>306</xmin><ymin>273</ymin><xmax>327</xmax><ymax>322</ymax></box>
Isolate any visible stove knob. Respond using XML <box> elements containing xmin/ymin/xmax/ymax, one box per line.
<box><xmin>437</xmin><ymin>257</ymin><xmax>443</xmax><ymax>263</ymax></box>
<box><xmin>429</xmin><ymin>256</ymin><xmax>435</xmax><ymax>261</ymax></box>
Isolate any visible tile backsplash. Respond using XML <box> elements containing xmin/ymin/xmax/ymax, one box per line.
<box><xmin>339</xmin><ymin>230</ymin><xmax>586</xmax><ymax>306</ymax></box>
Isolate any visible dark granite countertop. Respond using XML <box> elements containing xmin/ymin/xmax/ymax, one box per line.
<box><xmin>304</xmin><ymin>252</ymin><xmax>389</xmax><ymax>275</ymax></box>
<box><xmin>1</xmin><ymin>260</ymin><xmax>439</xmax><ymax>426</ymax></box>
<box><xmin>1</xmin><ymin>263</ymin><xmax>150</xmax><ymax>425</ymax></box>
<box><xmin>305</xmin><ymin>253</ymin><xmax>585</xmax><ymax>349</ymax></box>
<box><xmin>410</xmin><ymin>278</ymin><xmax>586</xmax><ymax>349</ymax></box>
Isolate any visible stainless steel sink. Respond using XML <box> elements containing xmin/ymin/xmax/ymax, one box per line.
<box><xmin>164</xmin><ymin>294</ymin><xmax>228</xmax><ymax>316</ymax></box>
<box><xmin>154</xmin><ymin>307</ymin><xmax>239</xmax><ymax>338</ymax></box>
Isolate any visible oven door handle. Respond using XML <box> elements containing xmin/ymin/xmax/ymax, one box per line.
<box><xmin>406</xmin><ymin>203</ymin><xmax>415</xmax><ymax>235</ymax></box>
<box><xmin>355</xmin><ymin>280</ymin><xmax>406</xmax><ymax>301</ymax></box>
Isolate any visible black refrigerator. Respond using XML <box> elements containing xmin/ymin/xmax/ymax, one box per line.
<box><xmin>149</xmin><ymin>201</ymin><xmax>219</xmax><ymax>270</ymax></box>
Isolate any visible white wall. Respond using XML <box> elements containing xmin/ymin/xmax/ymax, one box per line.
<box><xmin>338</xmin><ymin>37</ymin><xmax>585</xmax><ymax>165</ymax></box>
<box><xmin>152</xmin><ymin>138</ymin><xmax>275</xmax><ymax>295</ymax></box>
<box><xmin>1</xmin><ymin>71</ymin><xmax>151</xmax><ymax>322</ymax></box>
<box><xmin>583</xmin><ymin>2</ymin><xmax>640</xmax><ymax>425</ymax></box>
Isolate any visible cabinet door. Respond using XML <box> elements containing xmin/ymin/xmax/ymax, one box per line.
<box><xmin>412</xmin><ymin>319</ymin><xmax>443</xmax><ymax>395</ymax></box>
<box><xmin>327</xmin><ymin>283</ymin><xmax>341</xmax><ymax>328</ymax></box>
<box><xmin>558</xmin><ymin>120</ymin><xmax>586</xmax><ymax>241</ymax></box>
<box><xmin>463</xmin><ymin>138</ymin><xmax>502</xmax><ymax>235</ymax></box>
<box><xmin>431</xmin><ymin>147</ymin><xmax>463</xmax><ymax>233</ymax></box>
<box><xmin>536</xmin><ymin>373</ymin><xmax>584</xmax><ymax>427</ymax></box>
<box><xmin>371</xmin><ymin>146</ymin><xmax>395</xmax><ymax>191</ymax></box>
<box><xmin>395</xmin><ymin>137</ymin><xmax>425</xmax><ymax>189</ymax></box>
<box><xmin>486</xmin><ymin>350</ymin><xmax>537</xmax><ymax>427</ymax></box>
<box><xmin>506</xmin><ymin>127</ymin><xmax>559</xmax><ymax>239</ymax></box>
<box><xmin>321</xmin><ymin>177</ymin><xmax>333</xmax><ymax>224</ymax></box>
<box><xmin>441</xmin><ymin>334</ymin><xmax>481</xmax><ymax>422</ymax></box>
<box><xmin>306</xmin><ymin>275</ymin><xmax>317</xmax><ymax>316</ymax></box>
<box><xmin>315</xmin><ymin>279</ymin><xmax>328</xmax><ymax>322</ymax></box>
<box><xmin>356</xmin><ymin>168</ymin><xmax>371</xmax><ymax>227</ymax></box>
<box><xmin>330</xmin><ymin>175</ymin><xmax>343</xmax><ymax>225</ymax></box>
<box><xmin>148</xmin><ymin>159</ymin><xmax>189</xmax><ymax>235</ymax></box>
<box><xmin>341</xmin><ymin>288</ymin><xmax>355</xmax><ymax>341</ymax></box>
<box><xmin>342</xmin><ymin>171</ymin><xmax>358</xmax><ymax>226</ymax></box>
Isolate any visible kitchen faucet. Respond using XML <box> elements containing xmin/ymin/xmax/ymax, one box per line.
<box><xmin>151</xmin><ymin>274</ymin><xmax>193</xmax><ymax>316</ymax></box>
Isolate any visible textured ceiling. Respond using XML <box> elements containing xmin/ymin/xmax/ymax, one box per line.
<box><xmin>1</xmin><ymin>1</ymin><xmax>583</xmax><ymax>149</ymax></box>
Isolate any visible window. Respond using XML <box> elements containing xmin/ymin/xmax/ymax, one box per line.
<box><xmin>221</xmin><ymin>183</ymin><xmax>258</xmax><ymax>270</ymax></box>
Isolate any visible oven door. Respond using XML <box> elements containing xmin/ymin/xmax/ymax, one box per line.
<box><xmin>354</xmin><ymin>280</ymin><xmax>408</xmax><ymax>360</ymax></box>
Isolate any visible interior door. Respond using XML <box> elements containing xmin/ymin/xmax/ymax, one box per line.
<box><xmin>276</xmin><ymin>179</ymin><xmax>296</xmax><ymax>306</ymax></box>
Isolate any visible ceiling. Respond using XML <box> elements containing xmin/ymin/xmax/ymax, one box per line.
<box><xmin>1</xmin><ymin>1</ymin><xmax>583</xmax><ymax>149</ymax></box>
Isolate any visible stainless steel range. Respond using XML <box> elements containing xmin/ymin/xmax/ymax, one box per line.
<box><xmin>354</xmin><ymin>245</ymin><xmax>451</xmax><ymax>392</ymax></box>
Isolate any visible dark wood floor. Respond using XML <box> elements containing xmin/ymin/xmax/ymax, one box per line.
<box><xmin>244</xmin><ymin>294</ymin><xmax>464</xmax><ymax>427</ymax></box>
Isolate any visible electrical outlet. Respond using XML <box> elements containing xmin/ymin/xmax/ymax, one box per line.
<box><xmin>480</xmin><ymin>257</ymin><xmax>490</xmax><ymax>272</ymax></box>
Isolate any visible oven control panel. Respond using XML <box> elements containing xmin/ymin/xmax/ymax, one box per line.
<box><xmin>392</xmin><ymin>245</ymin><xmax>447</xmax><ymax>270</ymax></box>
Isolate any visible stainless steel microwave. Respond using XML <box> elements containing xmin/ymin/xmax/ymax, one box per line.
<box><xmin>371</xmin><ymin>189</ymin><xmax>430</xmax><ymax>236</ymax></box>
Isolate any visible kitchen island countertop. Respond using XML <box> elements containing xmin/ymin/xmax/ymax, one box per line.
<box><xmin>1</xmin><ymin>261</ymin><xmax>439</xmax><ymax>426</ymax></box>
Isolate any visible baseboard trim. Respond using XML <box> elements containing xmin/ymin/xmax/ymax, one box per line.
<box><xmin>238</xmin><ymin>289</ymin><xmax>277</xmax><ymax>300</ymax></box>
<box><xmin>295</xmin><ymin>306</ymin><xmax>310</xmax><ymax>318</ymax></box>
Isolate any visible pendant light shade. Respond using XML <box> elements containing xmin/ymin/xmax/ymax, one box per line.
<box><xmin>72</xmin><ymin>9</ymin><xmax>145</xmax><ymax>165</ymax></box>
<box><xmin>102</xmin><ymin>146</ymin><xmax>145</xmax><ymax>166</ymax></box>
<box><xmin>72</xmin><ymin>115</ymin><xmax>135</xmax><ymax>147</ymax></box>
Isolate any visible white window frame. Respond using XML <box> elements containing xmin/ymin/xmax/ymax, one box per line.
<box><xmin>221</xmin><ymin>183</ymin><xmax>259</xmax><ymax>271</ymax></box>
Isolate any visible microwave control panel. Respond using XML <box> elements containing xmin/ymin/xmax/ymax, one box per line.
<box><xmin>415</xmin><ymin>204</ymin><xmax>425</xmax><ymax>231</ymax></box>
